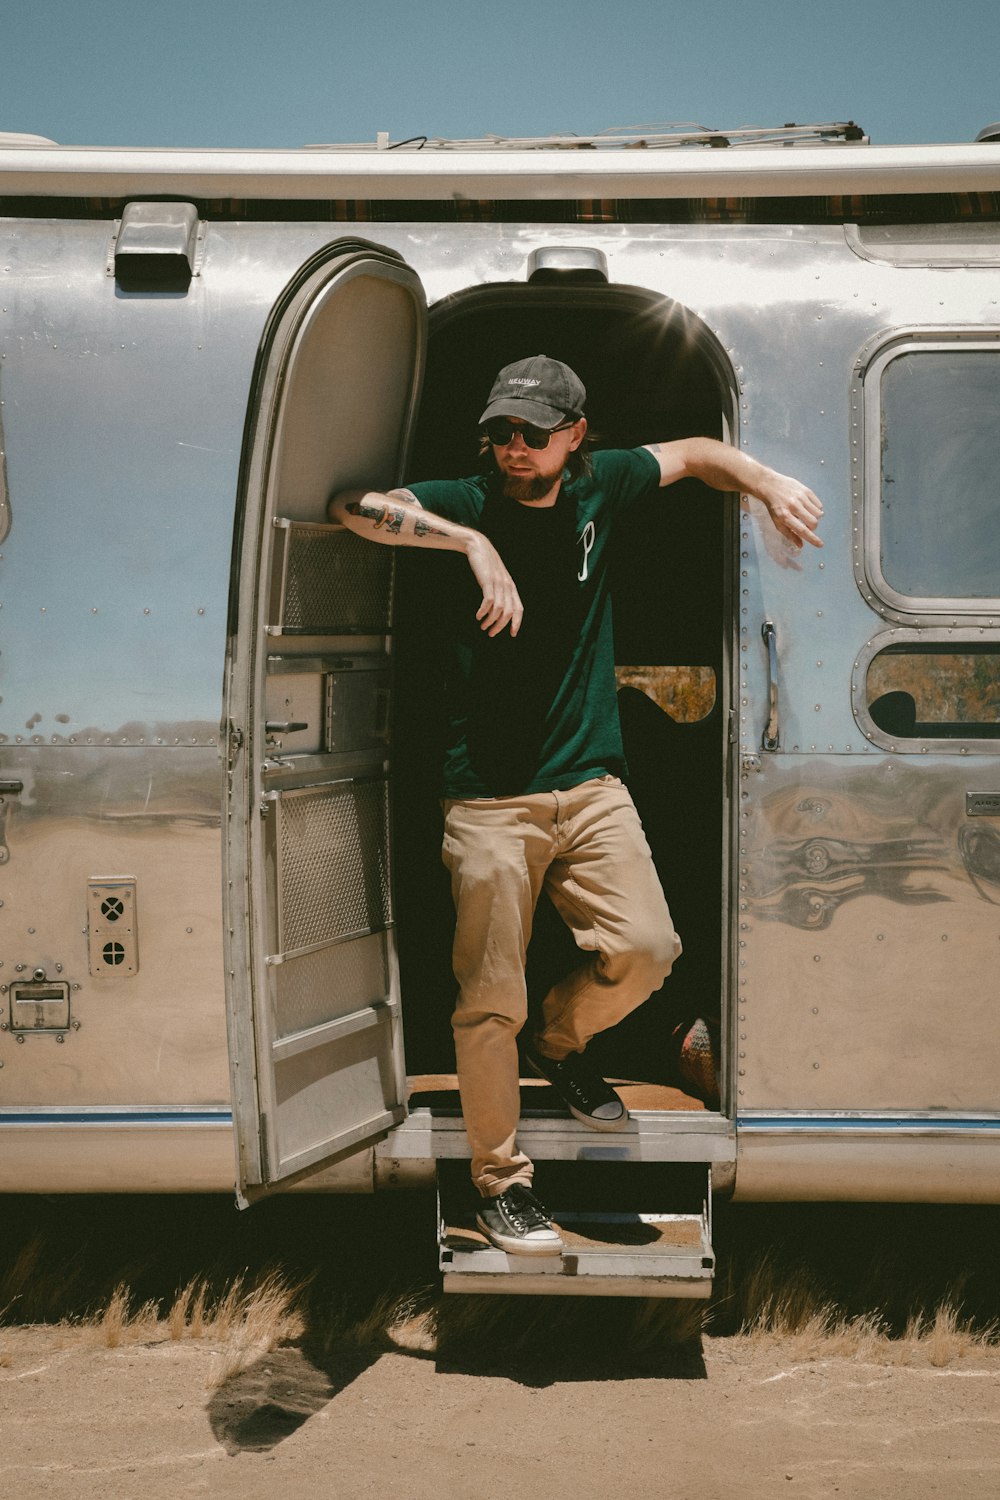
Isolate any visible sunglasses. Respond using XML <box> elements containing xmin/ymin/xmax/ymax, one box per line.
<box><xmin>484</xmin><ymin>418</ymin><xmax>576</xmax><ymax>449</ymax></box>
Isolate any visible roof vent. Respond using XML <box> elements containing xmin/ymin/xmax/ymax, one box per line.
<box><xmin>975</xmin><ymin>123</ymin><xmax>1000</xmax><ymax>143</ymax></box>
<box><xmin>113</xmin><ymin>201</ymin><xmax>200</xmax><ymax>292</ymax></box>
<box><xmin>526</xmin><ymin>246</ymin><xmax>609</xmax><ymax>284</ymax></box>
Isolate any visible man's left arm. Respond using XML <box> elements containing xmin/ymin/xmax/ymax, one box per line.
<box><xmin>643</xmin><ymin>437</ymin><xmax>823</xmax><ymax>551</ymax></box>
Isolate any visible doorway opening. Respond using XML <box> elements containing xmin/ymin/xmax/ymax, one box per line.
<box><xmin>391</xmin><ymin>281</ymin><xmax>737</xmax><ymax>1117</ymax></box>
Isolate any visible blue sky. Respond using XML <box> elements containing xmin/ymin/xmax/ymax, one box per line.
<box><xmin>3</xmin><ymin>0</ymin><xmax>998</xmax><ymax>150</ymax></box>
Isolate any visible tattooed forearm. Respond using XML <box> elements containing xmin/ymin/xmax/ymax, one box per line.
<box><xmin>414</xmin><ymin>516</ymin><xmax>449</xmax><ymax>538</ymax></box>
<box><xmin>347</xmin><ymin>499</ymin><xmax>388</xmax><ymax>528</ymax></box>
<box><xmin>333</xmin><ymin>488</ymin><xmax>476</xmax><ymax>559</ymax></box>
<box><xmin>346</xmin><ymin>499</ymin><xmax>439</xmax><ymax>538</ymax></box>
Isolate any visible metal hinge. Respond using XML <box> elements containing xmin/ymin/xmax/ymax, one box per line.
<box><xmin>226</xmin><ymin>722</ymin><xmax>245</xmax><ymax>776</ymax></box>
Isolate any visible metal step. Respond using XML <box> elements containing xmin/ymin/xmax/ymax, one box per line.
<box><xmin>438</xmin><ymin>1160</ymin><xmax>714</xmax><ymax>1299</ymax></box>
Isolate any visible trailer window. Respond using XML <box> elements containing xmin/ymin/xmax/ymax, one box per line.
<box><xmin>866</xmin><ymin>643</ymin><xmax>1000</xmax><ymax>741</ymax></box>
<box><xmin>878</xmin><ymin>349</ymin><xmax>1000</xmax><ymax>602</ymax></box>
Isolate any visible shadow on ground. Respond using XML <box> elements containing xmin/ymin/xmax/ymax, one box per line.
<box><xmin>208</xmin><ymin>1295</ymin><xmax>706</xmax><ymax>1455</ymax></box>
<box><xmin>208</xmin><ymin>1342</ymin><xmax>374</xmax><ymax>1454</ymax></box>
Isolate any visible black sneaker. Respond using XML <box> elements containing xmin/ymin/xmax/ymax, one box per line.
<box><xmin>526</xmin><ymin>1045</ymin><xmax>628</xmax><ymax>1131</ymax></box>
<box><xmin>475</xmin><ymin>1184</ymin><xmax>564</xmax><ymax>1256</ymax></box>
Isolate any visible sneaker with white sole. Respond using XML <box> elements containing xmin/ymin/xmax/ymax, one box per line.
<box><xmin>526</xmin><ymin>1044</ymin><xmax>628</xmax><ymax>1131</ymax></box>
<box><xmin>475</xmin><ymin>1184</ymin><xmax>564</xmax><ymax>1256</ymax></box>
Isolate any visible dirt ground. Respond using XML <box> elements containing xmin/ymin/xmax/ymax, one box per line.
<box><xmin>2</xmin><ymin>1322</ymin><xmax>999</xmax><ymax>1500</ymax></box>
<box><xmin>3</xmin><ymin>1194</ymin><xmax>999</xmax><ymax>1500</ymax></box>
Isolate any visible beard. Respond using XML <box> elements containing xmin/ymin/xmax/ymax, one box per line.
<box><xmin>500</xmin><ymin>472</ymin><xmax>562</xmax><ymax>502</ymax></box>
<box><xmin>496</xmin><ymin>450</ymin><xmax>566</xmax><ymax>503</ymax></box>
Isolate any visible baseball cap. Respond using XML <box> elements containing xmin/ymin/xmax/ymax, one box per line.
<box><xmin>478</xmin><ymin>355</ymin><xmax>586</xmax><ymax>429</ymax></box>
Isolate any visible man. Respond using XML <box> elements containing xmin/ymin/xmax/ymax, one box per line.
<box><xmin>330</xmin><ymin>355</ymin><xmax>822</xmax><ymax>1255</ymax></box>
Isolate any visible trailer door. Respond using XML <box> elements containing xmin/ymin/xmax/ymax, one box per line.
<box><xmin>224</xmin><ymin>242</ymin><xmax>425</xmax><ymax>1202</ymax></box>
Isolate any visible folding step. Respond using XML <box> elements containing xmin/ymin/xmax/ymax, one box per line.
<box><xmin>438</xmin><ymin>1160</ymin><xmax>714</xmax><ymax>1299</ymax></box>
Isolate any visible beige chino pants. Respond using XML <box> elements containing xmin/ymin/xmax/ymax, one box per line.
<box><xmin>441</xmin><ymin>775</ymin><xmax>682</xmax><ymax>1198</ymax></box>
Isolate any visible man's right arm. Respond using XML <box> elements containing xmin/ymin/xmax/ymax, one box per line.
<box><xmin>328</xmin><ymin>488</ymin><xmax>523</xmax><ymax>638</ymax></box>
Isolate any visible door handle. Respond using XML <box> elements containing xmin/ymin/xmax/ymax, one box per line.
<box><xmin>0</xmin><ymin>780</ymin><xmax>24</xmax><ymax>795</ymax></box>
<box><xmin>265</xmin><ymin>722</ymin><xmax>309</xmax><ymax>734</ymax></box>
<box><xmin>761</xmin><ymin>620</ymin><xmax>779</xmax><ymax>751</ymax></box>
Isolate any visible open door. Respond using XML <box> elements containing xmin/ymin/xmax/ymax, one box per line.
<box><xmin>224</xmin><ymin>241</ymin><xmax>426</xmax><ymax>1202</ymax></box>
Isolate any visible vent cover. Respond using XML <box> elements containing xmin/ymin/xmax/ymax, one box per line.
<box><xmin>88</xmin><ymin>878</ymin><xmax>139</xmax><ymax>977</ymax></box>
<box><xmin>268</xmin><ymin>520</ymin><xmax>393</xmax><ymax>635</ymax></box>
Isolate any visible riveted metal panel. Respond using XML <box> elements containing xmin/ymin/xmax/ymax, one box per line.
<box><xmin>735</xmin><ymin>752</ymin><xmax>1000</xmax><ymax>1114</ymax></box>
<box><xmin>0</xmin><ymin>743</ymin><xmax>227</xmax><ymax>1110</ymax></box>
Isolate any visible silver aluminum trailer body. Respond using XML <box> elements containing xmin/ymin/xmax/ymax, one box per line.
<box><xmin>0</xmin><ymin>138</ymin><xmax>999</xmax><ymax>1237</ymax></box>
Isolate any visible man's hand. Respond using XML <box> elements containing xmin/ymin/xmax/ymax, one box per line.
<box><xmin>466</xmin><ymin>532</ymin><xmax>524</xmax><ymax>637</ymax></box>
<box><xmin>753</xmin><ymin>471</ymin><xmax>824</xmax><ymax>551</ymax></box>
<box><xmin>330</xmin><ymin>488</ymin><xmax>523</xmax><ymax>637</ymax></box>
<box><xmin>644</xmin><ymin>437</ymin><xmax>824</xmax><ymax>550</ymax></box>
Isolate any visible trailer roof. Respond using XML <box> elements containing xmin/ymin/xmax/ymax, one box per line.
<box><xmin>1</xmin><ymin>131</ymin><xmax>999</xmax><ymax>201</ymax></box>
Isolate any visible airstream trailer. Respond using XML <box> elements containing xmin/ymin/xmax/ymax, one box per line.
<box><xmin>1</xmin><ymin>122</ymin><xmax>999</xmax><ymax>1296</ymax></box>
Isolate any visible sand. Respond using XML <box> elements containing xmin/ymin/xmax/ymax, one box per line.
<box><xmin>2</xmin><ymin>1322</ymin><xmax>998</xmax><ymax>1500</ymax></box>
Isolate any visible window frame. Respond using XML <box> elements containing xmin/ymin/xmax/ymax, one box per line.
<box><xmin>853</xmin><ymin>627</ymin><xmax>1000</xmax><ymax>755</ymax></box>
<box><xmin>854</xmin><ymin>329</ymin><xmax>1000</xmax><ymax>627</ymax></box>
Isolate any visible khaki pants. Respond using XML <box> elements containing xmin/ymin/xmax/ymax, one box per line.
<box><xmin>441</xmin><ymin>775</ymin><xmax>682</xmax><ymax>1198</ymax></box>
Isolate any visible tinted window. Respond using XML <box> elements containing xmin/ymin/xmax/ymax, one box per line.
<box><xmin>881</xmin><ymin>352</ymin><xmax>1000</xmax><ymax>598</ymax></box>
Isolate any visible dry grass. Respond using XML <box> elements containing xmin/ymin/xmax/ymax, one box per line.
<box><xmin>353</xmin><ymin>1289</ymin><xmax>436</xmax><ymax>1354</ymax></box>
<box><xmin>30</xmin><ymin>1256</ymin><xmax>997</xmax><ymax>1378</ymax></box>
<box><xmin>740</xmin><ymin>1299</ymin><xmax>1000</xmax><ymax>1368</ymax></box>
<box><xmin>903</xmin><ymin>1302</ymin><xmax>1000</xmax><ymax>1368</ymax></box>
<box><xmin>5</xmin><ymin>1265</ymin><xmax>998</xmax><ymax>1382</ymax></box>
<box><xmin>204</xmin><ymin>1275</ymin><xmax>308</xmax><ymax>1389</ymax></box>
<box><xmin>31</xmin><ymin>1272</ymin><xmax>307</xmax><ymax>1387</ymax></box>
<box><xmin>3</xmin><ymin>1195</ymin><xmax>999</xmax><ymax>1384</ymax></box>
<box><xmin>710</xmin><ymin>1252</ymin><xmax>1000</xmax><ymax>1367</ymax></box>
<box><xmin>80</xmin><ymin>1283</ymin><xmax>162</xmax><ymax>1349</ymax></box>
<box><xmin>0</xmin><ymin>1235</ymin><xmax>50</xmax><ymax>1324</ymax></box>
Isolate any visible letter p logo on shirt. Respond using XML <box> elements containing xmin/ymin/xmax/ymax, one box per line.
<box><xmin>577</xmin><ymin>521</ymin><xmax>596</xmax><ymax>582</ymax></box>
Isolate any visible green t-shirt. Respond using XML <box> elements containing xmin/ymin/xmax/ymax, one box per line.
<box><xmin>408</xmin><ymin>446</ymin><xmax>660</xmax><ymax>798</ymax></box>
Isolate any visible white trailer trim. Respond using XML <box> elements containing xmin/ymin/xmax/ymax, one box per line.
<box><xmin>1</xmin><ymin>143</ymin><xmax>1000</xmax><ymax>201</ymax></box>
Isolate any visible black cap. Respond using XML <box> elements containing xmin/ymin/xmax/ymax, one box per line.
<box><xmin>478</xmin><ymin>355</ymin><xmax>586</xmax><ymax>429</ymax></box>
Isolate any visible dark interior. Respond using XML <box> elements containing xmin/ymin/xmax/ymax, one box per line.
<box><xmin>391</xmin><ymin>283</ymin><xmax>733</xmax><ymax>1100</ymax></box>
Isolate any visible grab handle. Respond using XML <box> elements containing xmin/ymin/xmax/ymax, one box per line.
<box><xmin>761</xmin><ymin>620</ymin><xmax>780</xmax><ymax>751</ymax></box>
